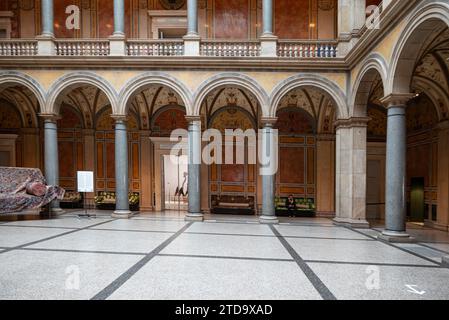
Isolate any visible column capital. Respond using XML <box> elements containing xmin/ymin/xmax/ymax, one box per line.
<box><xmin>334</xmin><ymin>117</ymin><xmax>370</xmax><ymax>129</ymax></box>
<box><xmin>380</xmin><ymin>93</ymin><xmax>416</xmax><ymax>108</ymax></box>
<box><xmin>39</xmin><ymin>113</ymin><xmax>60</xmax><ymax>122</ymax></box>
<box><xmin>260</xmin><ymin>117</ymin><xmax>277</xmax><ymax>126</ymax></box>
<box><xmin>185</xmin><ymin>115</ymin><xmax>201</xmax><ymax>123</ymax></box>
<box><xmin>111</xmin><ymin>114</ymin><xmax>128</xmax><ymax>122</ymax></box>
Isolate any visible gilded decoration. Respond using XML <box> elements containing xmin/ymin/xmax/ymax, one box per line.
<box><xmin>209</xmin><ymin>107</ymin><xmax>254</xmax><ymax>133</ymax></box>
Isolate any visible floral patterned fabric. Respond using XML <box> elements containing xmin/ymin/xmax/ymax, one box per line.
<box><xmin>0</xmin><ymin>167</ymin><xmax>65</xmax><ymax>214</ymax></box>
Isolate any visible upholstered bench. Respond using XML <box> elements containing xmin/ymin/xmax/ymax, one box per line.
<box><xmin>0</xmin><ymin>167</ymin><xmax>65</xmax><ymax>215</ymax></box>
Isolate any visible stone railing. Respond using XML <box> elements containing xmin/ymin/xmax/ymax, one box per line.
<box><xmin>0</xmin><ymin>39</ymin><xmax>37</xmax><ymax>56</ymax></box>
<box><xmin>277</xmin><ymin>40</ymin><xmax>338</xmax><ymax>58</ymax></box>
<box><xmin>126</xmin><ymin>40</ymin><xmax>184</xmax><ymax>56</ymax></box>
<box><xmin>55</xmin><ymin>39</ymin><xmax>110</xmax><ymax>56</ymax></box>
<box><xmin>200</xmin><ymin>40</ymin><xmax>261</xmax><ymax>57</ymax></box>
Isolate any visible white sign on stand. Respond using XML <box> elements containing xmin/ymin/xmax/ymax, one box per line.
<box><xmin>77</xmin><ymin>171</ymin><xmax>94</xmax><ymax>193</ymax></box>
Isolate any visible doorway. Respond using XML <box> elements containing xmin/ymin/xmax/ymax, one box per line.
<box><xmin>163</xmin><ymin>154</ymin><xmax>188</xmax><ymax>211</ymax></box>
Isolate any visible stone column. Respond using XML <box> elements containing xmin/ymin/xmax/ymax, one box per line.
<box><xmin>378</xmin><ymin>94</ymin><xmax>414</xmax><ymax>242</ymax></box>
<box><xmin>186</xmin><ymin>116</ymin><xmax>203</xmax><ymax>221</ymax></box>
<box><xmin>260</xmin><ymin>0</ymin><xmax>277</xmax><ymax>57</ymax></box>
<box><xmin>334</xmin><ymin>118</ymin><xmax>370</xmax><ymax>228</ymax></box>
<box><xmin>112</xmin><ymin>116</ymin><xmax>131</xmax><ymax>218</ymax></box>
<box><xmin>184</xmin><ymin>0</ymin><xmax>200</xmax><ymax>56</ymax></box>
<box><xmin>41</xmin><ymin>114</ymin><xmax>63</xmax><ymax>214</ymax></box>
<box><xmin>37</xmin><ymin>0</ymin><xmax>55</xmax><ymax>55</ymax></box>
<box><xmin>41</xmin><ymin>0</ymin><xmax>54</xmax><ymax>37</ymax></box>
<box><xmin>187</xmin><ymin>0</ymin><xmax>198</xmax><ymax>36</ymax></box>
<box><xmin>109</xmin><ymin>0</ymin><xmax>126</xmax><ymax>55</ymax></box>
<box><xmin>259</xmin><ymin>118</ymin><xmax>279</xmax><ymax>224</ymax></box>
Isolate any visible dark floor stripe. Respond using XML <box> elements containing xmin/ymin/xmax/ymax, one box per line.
<box><xmin>0</xmin><ymin>224</ymin><xmax>77</xmax><ymax>230</ymax></box>
<box><xmin>87</xmin><ymin>227</ymin><xmax>175</xmax><ymax>234</ymax></box>
<box><xmin>346</xmin><ymin>227</ymin><xmax>442</xmax><ymax>266</ymax></box>
<box><xmin>91</xmin><ymin>222</ymin><xmax>193</xmax><ymax>300</ymax></box>
<box><xmin>157</xmin><ymin>253</ymin><xmax>294</xmax><ymax>263</ymax></box>
<box><xmin>0</xmin><ymin>219</ymin><xmax>115</xmax><ymax>255</ymax></box>
<box><xmin>269</xmin><ymin>224</ymin><xmax>336</xmax><ymax>300</ymax></box>
<box><xmin>17</xmin><ymin>247</ymin><xmax>147</xmax><ymax>256</ymax></box>
<box><xmin>304</xmin><ymin>259</ymin><xmax>442</xmax><ymax>269</ymax></box>
<box><xmin>418</xmin><ymin>243</ymin><xmax>449</xmax><ymax>255</ymax></box>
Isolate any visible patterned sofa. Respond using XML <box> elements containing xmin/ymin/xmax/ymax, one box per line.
<box><xmin>0</xmin><ymin>167</ymin><xmax>65</xmax><ymax>215</ymax></box>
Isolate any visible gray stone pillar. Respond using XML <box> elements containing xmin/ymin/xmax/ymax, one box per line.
<box><xmin>41</xmin><ymin>0</ymin><xmax>54</xmax><ymax>37</ymax></box>
<box><xmin>333</xmin><ymin>118</ymin><xmax>370</xmax><ymax>229</ymax></box>
<box><xmin>42</xmin><ymin>115</ymin><xmax>63</xmax><ymax>214</ymax></box>
<box><xmin>260</xmin><ymin>0</ymin><xmax>277</xmax><ymax>57</ymax></box>
<box><xmin>379</xmin><ymin>94</ymin><xmax>414</xmax><ymax>242</ymax></box>
<box><xmin>262</xmin><ymin>0</ymin><xmax>273</xmax><ymax>35</ymax></box>
<box><xmin>260</xmin><ymin>119</ymin><xmax>279</xmax><ymax>224</ymax></box>
<box><xmin>186</xmin><ymin>116</ymin><xmax>203</xmax><ymax>221</ymax></box>
<box><xmin>112</xmin><ymin>116</ymin><xmax>131</xmax><ymax>218</ymax></box>
<box><xmin>113</xmin><ymin>0</ymin><xmax>125</xmax><ymax>36</ymax></box>
<box><xmin>187</xmin><ymin>0</ymin><xmax>198</xmax><ymax>36</ymax></box>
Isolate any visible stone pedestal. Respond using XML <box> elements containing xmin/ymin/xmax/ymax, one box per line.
<box><xmin>36</xmin><ymin>35</ymin><xmax>56</xmax><ymax>56</ymax></box>
<box><xmin>260</xmin><ymin>34</ymin><xmax>278</xmax><ymax>58</ymax></box>
<box><xmin>109</xmin><ymin>34</ymin><xmax>126</xmax><ymax>56</ymax></box>
<box><xmin>183</xmin><ymin>34</ymin><xmax>200</xmax><ymax>56</ymax></box>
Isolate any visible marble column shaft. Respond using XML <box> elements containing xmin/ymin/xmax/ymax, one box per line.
<box><xmin>113</xmin><ymin>0</ymin><xmax>125</xmax><ymax>36</ymax></box>
<box><xmin>114</xmin><ymin>119</ymin><xmax>130</xmax><ymax>213</ymax></box>
<box><xmin>187</xmin><ymin>120</ymin><xmax>202</xmax><ymax>218</ymax></box>
<box><xmin>260</xmin><ymin>123</ymin><xmax>278</xmax><ymax>223</ymax></box>
<box><xmin>187</xmin><ymin>0</ymin><xmax>198</xmax><ymax>36</ymax></box>
<box><xmin>385</xmin><ymin>105</ymin><xmax>407</xmax><ymax>233</ymax></box>
<box><xmin>44</xmin><ymin>118</ymin><xmax>60</xmax><ymax>209</ymax></box>
<box><xmin>41</xmin><ymin>0</ymin><xmax>54</xmax><ymax>36</ymax></box>
<box><xmin>262</xmin><ymin>0</ymin><xmax>273</xmax><ymax>35</ymax></box>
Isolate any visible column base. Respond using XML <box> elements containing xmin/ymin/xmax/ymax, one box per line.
<box><xmin>333</xmin><ymin>217</ymin><xmax>370</xmax><ymax>229</ymax></box>
<box><xmin>185</xmin><ymin>213</ymin><xmax>204</xmax><ymax>222</ymax></box>
<box><xmin>442</xmin><ymin>256</ymin><xmax>449</xmax><ymax>268</ymax></box>
<box><xmin>112</xmin><ymin>210</ymin><xmax>132</xmax><ymax>219</ymax></box>
<box><xmin>259</xmin><ymin>215</ymin><xmax>279</xmax><ymax>224</ymax></box>
<box><xmin>50</xmin><ymin>207</ymin><xmax>65</xmax><ymax>216</ymax></box>
<box><xmin>378</xmin><ymin>230</ymin><xmax>415</xmax><ymax>243</ymax></box>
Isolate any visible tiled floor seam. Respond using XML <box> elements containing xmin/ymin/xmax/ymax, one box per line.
<box><xmin>346</xmin><ymin>227</ymin><xmax>443</xmax><ymax>267</ymax></box>
<box><xmin>90</xmin><ymin>222</ymin><xmax>194</xmax><ymax>300</ymax></box>
<box><xmin>269</xmin><ymin>224</ymin><xmax>337</xmax><ymax>300</ymax></box>
<box><xmin>0</xmin><ymin>219</ymin><xmax>116</xmax><ymax>255</ymax></box>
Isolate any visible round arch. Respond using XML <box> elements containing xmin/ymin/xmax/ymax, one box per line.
<box><xmin>269</xmin><ymin>74</ymin><xmax>349</xmax><ymax>119</ymax></box>
<box><xmin>193</xmin><ymin>73</ymin><xmax>270</xmax><ymax>117</ymax></box>
<box><xmin>387</xmin><ymin>1</ymin><xmax>449</xmax><ymax>95</ymax></box>
<box><xmin>0</xmin><ymin>71</ymin><xmax>46</xmax><ymax>114</ymax></box>
<box><xmin>46</xmin><ymin>72</ymin><xmax>119</xmax><ymax>115</ymax></box>
<box><xmin>351</xmin><ymin>54</ymin><xmax>388</xmax><ymax>117</ymax></box>
<box><xmin>413</xmin><ymin>76</ymin><xmax>449</xmax><ymax>121</ymax></box>
<box><xmin>119</xmin><ymin>72</ymin><xmax>193</xmax><ymax>116</ymax></box>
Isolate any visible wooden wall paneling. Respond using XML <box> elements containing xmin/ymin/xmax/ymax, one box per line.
<box><xmin>214</xmin><ymin>0</ymin><xmax>250</xmax><ymax>39</ymax></box>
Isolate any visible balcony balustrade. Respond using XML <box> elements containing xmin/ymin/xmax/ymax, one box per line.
<box><xmin>0</xmin><ymin>39</ymin><xmax>38</xmax><ymax>56</ymax></box>
<box><xmin>200</xmin><ymin>40</ymin><xmax>261</xmax><ymax>57</ymax></box>
<box><xmin>127</xmin><ymin>40</ymin><xmax>184</xmax><ymax>56</ymax></box>
<box><xmin>55</xmin><ymin>39</ymin><xmax>110</xmax><ymax>56</ymax></box>
<box><xmin>277</xmin><ymin>41</ymin><xmax>338</xmax><ymax>58</ymax></box>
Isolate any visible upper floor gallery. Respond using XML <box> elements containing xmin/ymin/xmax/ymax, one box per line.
<box><xmin>0</xmin><ymin>0</ymin><xmax>388</xmax><ymax>58</ymax></box>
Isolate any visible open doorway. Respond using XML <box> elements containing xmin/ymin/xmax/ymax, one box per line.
<box><xmin>163</xmin><ymin>154</ymin><xmax>188</xmax><ymax>211</ymax></box>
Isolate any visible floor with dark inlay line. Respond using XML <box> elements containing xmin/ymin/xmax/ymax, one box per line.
<box><xmin>1</xmin><ymin>211</ymin><xmax>449</xmax><ymax>300</ymax></box>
